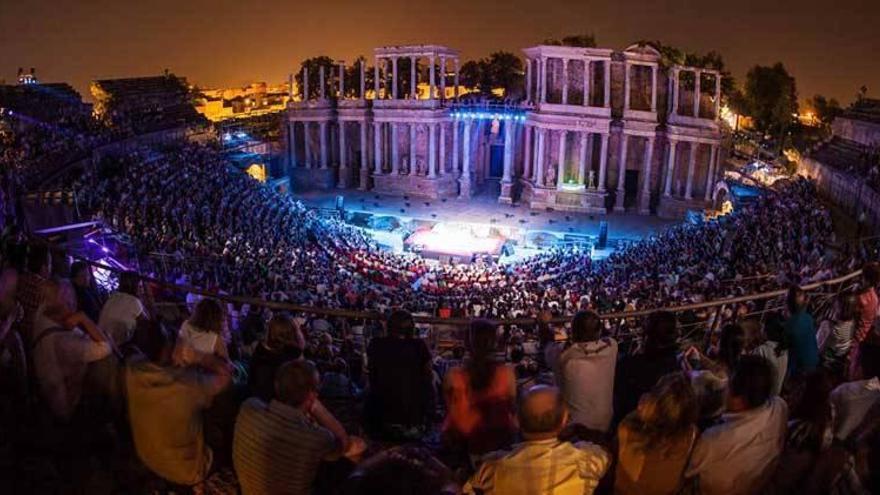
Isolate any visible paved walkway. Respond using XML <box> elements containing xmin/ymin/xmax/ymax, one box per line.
<box><xmin>294</xmin><ymin>181</ymin><xmax>676</xmax><ymax>241</ymax></box>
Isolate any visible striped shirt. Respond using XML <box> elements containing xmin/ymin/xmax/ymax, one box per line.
<box><xmin>233</xmin><ymin>398</ymin><xmax>339</xmax><ymax>495</ymax></box>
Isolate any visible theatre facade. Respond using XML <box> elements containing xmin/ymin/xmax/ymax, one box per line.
<box><xmin>284</xmin><ymin>43</ymin><xmax>725</xmax><ymax>218</ymax></box>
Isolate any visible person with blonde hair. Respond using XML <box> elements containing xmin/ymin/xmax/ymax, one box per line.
<box><xmin>615</xmin><ymin>372</ymin><xmax>699</xmax><ymax>495</ymax></box>
<box><xmin>248</xmin><ymin>312</ymin><xmax>304</xmax><ymax>401</ymax></box>
<box><xmin>31</xmin><ymin>279</ymin><xmax>113</xmax><ymax>420</ymax></box>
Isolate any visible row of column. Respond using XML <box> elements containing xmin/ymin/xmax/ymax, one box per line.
<box><xmin>522</xmin><ymin>126</ymin><xmax>610</xmax><ymax>190</ymax></box>
<box><xmin>671</xmin><ymin>68</ymin><xmax>722</xmax><ymax>119</ymax></box>
<box><xmin>373</xmin><ymin>55</ymin><xmax>460</xmax><ymax>100</ymax></box>
<box><xmin>525</xmin><ymin>57</ymin><xmax>612</xmax><ymax>108</ymax></box>
<box><xmin>371</xmin><ymin>121</ymin><xmax>448</xmax><ymax>178</ymax></box>
<box><xmin>663</xmin><ymin>139</ymin><xmax>721</xmax><ymax>200</ymax></box>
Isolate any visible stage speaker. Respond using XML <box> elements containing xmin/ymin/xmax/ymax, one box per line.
<box><xmin>335</xmin><ymin>195</ymin><xmax>345</xmax><ymax>211</ymax></box>
<box><xmin>597</xmin><ymin>221</ymin><xmax>608</xmax><ymax>249</ymax></box>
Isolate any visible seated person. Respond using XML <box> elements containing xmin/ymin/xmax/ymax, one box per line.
<box><xmin>233</xmin><ymin>360</ymin><xmax>360</xmax><ymax>495</ymax></box>
<box><xmin>248</xmin><ymin>313</ymin><xmax>304</xmax><ymax>401</ymax></box>
<box><xmin>177</xmin><ymin>298</ymin><xmax>228</xmax><ymax>363</ymax></box>
<box><xmin>127</xmin><ymin>320</ymin><xmax>231</xmax><ymax>486</ymax></box>
<box><xmin>464</xmin><ymin>385</ymin><xmax>610</xmax><ymax>495</ymax></box>
<box><xmin>684</xmin><ymin>355</ymin><xmax>788</xmax><ymax>495</ymax></box>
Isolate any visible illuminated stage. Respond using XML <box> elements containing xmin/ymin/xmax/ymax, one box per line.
<box><xmin>405</xmin><ymin>222</ymin><xmax>508</xmax><ymax>260</ymax></box>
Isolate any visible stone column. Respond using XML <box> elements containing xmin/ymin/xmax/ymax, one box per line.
<box><xmin>303</xmin><ymin>67</ymin><xmax>309</xmax><ymax>101</ymax></box>
<box><xmin>359</xmin><ymin>60</ymin><xmax>365</xmax><ymax>99</ymax></box>
<box><xmin>391</xmin><ymin>123</ymin><xmax>400</xmax><ymax>174</ymax></box>
<box><xmin>705</xmin><ymin>144</ymin><xmax>718</xmax><ymax>200</ymax></box>
<box><xmin>373</xmin><ymin>122</ymin><xmax>382</xmax><ymax>174</ymax></box>
<box><xmin>427</xmin><ymin>123</ymin><xmax>437</xmax><ymax>177</ymax></box>
<box><xmin>410</xmin><ymin>56</ymin><xmax>417</xmax><ymax>99</ymax></box>
<box><xmin>288</xmin><ymin>121</ymin><xmax>297</xmax><ymax>169</ymax></box>
<box><xmin>664</xmin><ymin>140</ymin><xmax>677</xmax><ymax>197</ymax></box>
<box><xmin>429</xmin><ymin>55</ymin><xmax>436</xmax><ymax>100</ymax></box>
<box><xmin>526</xmin><ymin>59</ymin><xmax>532</xmax><ymax>103</ymax></box>
<box><xmin>359</xmin><ymin>121</ymin><xmax>369</xmax><ymax>189</ymax></box>
<box><xmin>374</xmin><ymin>58</ymin><xmax>381</xmax><ymax>99</ymax></box>
<box><xmin>598</xmin><ymin>133</ymin><xmax>609</xmax><ymax>191</ymax></box>
<box><xmin>303</xmin><ymin>122</ymin><xmax>312</xmax><ymax>168</ymax></box>
<box><xmin>640</xmin><ymin>137</ymin><xmax>655</xmax><ymax>214</ymax></box>
<box><xmin>338</xmin><ymin>62</ymin><xmax>345</xmax><ymax>98</ymax></box>
<box><xmin>624</xmin><ymin>63</ymin><xmax>631</xmax><ymax>110</ymax></box>
<box><xmin>561</xmin><ymin>59</ymin><xmax>569</xmax><ymax>105</ymax></box>
<box><xmin>523</xmin><ymin>125</ymin><xmax>533</xmax><ymax>180</ymax></box>
<box><xmin>338</xmin><ymin>121</ymin><xmax>347</xmax><ymax>171</ymax></box>
<box><xmin>439</xmin><ymin>123</ymin><xmax>447</xmax><ymax>175</ymax></box>
<box><xmin>460</xmin><ymin>119</ymin><xmax>472</xmax><ymax>197</ymax></box>
<box><xmin>557</xmin><ymin>130</ymin><xmax>567</xmax><ymax>189</ymax></box>
<box><xmin>319</xmin><ymin>121</ymin><xmax>328</xmax><ymax>169</ymax></box>
<box><xmin>440</xmin><ymin>57</ymin><xmax>446</xmax><ymax>100</ymax></box>
<box><xmin>615</xmin><ymin>134</ymin><xmax>629</xmax><ymax>211</ymax></box>
<box><xmin>583</xmin><ymin>59</ymin><xmax>590</xmax><ymax>107</ymax></box>
<box><xmin>502</xmin><ymin>122</ymin><xmax>514</xmax><ymax>182</ymax></box>
<box><xmin>651</xmin><ymin>65</ymin><xmax>658</xmax><ymax>112</ymax></box>
<box><xmin>409</xmin><ymin>124</ymin><xmax>417</xmax><ymax>174</ymax></box>
<box><xmin>685</xmin><ymin>141</ymin><xmax>697</xmax><ymax>199</ymax></box>
<box><xmin>454</xmin><ymin>59</ymin><xmax>460</xmax><ymax>100</ymax></box>
<box><xmin>714</xmin><ymin>74</ymin><xmax>722</xmax><ymax>120</ymax></box>
<box><xmin>693</xmin><ymin>70</ymin><xmax>701</xmax><ymax>117</ymax></box>
<box><xmin>577</xmin><ymin>132</ymin><xmax>588</xmax><ymax>186</ymax></box>
<box><xmin>392</xmin><ymin>57</ymin><xmax>399</xmax><ymax>99</ymax></box>
<box><xmin>535</xmin><ymin>128</ymin><xmax>546</xmax><ymax>187</ymax></box>
<box><xmin>539</xmin><ymin>58</ymin><xmax>547</xmax><ymax>103</ymax></box>
<box><xmin>452</xmin><ymin>120</ymin><xmax>460</xmax><ymax>174</ymax></box>
<box><xmin>603</xmin><ymin>60</ymin><xmax>611</xmax><ymax>107</ymax></box>
<box><xmin>319</xmin><ymin>66</ymin><xmax>326</xmax><ymax>99</ymax></box>
<box><xmin>671</xmin><ymin>68</ymin><xmax>680</xmax><ymax>115</ymax></box>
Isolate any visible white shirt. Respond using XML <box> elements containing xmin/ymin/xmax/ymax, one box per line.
<box><xmin>32</xmin><ymin>307</ymin><xmax>112</xmax><ymax>419</ymax></box>
<box><xmin>555</xmin><ymin>339</ymin><xmax>618</xmax><ymax>432</ymax></box>
<box><xmin>685</xmin><ymin>397</ymin><xmax>788</xmax><ymax>495</ymax></box>
<box><xmin>178</xmin><ymin>320</ymin><xmax>219</xmax><ymax>356</ymax></box>
<box><xmin>750</xmin><ymin>342</ymin><xmax>789</xmax><ymax>397</ymax></box>
<box><xmin>830</xmin><ymin>377</ymin><xmax>880</xmax><ymax>441</ymax></box>
<box><xmin>464</xmin><ymin>439</ymin><xmax>610</xmax><ymax>495</ymax></box>
<box><xmin>98</xmin><ymin>291</ymin><xmax>145</xmax><ymax>344</ymax></box>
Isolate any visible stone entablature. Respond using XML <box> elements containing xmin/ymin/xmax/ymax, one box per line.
<box><xmin>284</xmin><ymin>42</ymin><xmax>726</xmax><ymax>218</ymax></box>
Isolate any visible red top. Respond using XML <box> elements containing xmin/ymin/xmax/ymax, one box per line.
<box><xmin>442</xmin><ymin>364</ymin><xmax>517</xmax><ymax>455</ymax></box>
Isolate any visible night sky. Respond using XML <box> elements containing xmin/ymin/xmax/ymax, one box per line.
<box><xmin>1</xmin><ymin>0</ymin><xmax>877</xmax><ymax>104</ymax></box>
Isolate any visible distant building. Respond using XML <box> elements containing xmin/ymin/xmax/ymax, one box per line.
<box><xmin>194</xmin><ymin>82</ymin><xmax>290</xmax><ymax>122</ymax></box>
<box><xmin>90</xmin><ymin>74</ymin><xmax>207</xmax><ymax>134</ymax></box>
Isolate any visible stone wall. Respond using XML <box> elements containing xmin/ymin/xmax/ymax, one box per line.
<box><xmin>799</xmin><ymin>156</ymin><xmax>880</xmax><ymax>231</ymax></box>
<box><xmin>832</xmin><ymin>117</ymin><xmax>880</xmax><ymax>147</ymax></box>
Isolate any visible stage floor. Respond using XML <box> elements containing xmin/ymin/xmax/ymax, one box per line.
<box><xmin>294</xmin><ymin>184</ymin><xmax>676</xmax><ymax>242</ymax></box>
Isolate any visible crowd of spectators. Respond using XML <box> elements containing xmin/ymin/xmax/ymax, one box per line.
<box><xmin>74</xmin><ymin>143</ymin><xmax>846</xmax><ymax>328</ymax></box>
<box><xmin>1</xmin><ymin>237</ymin><xmax>880</xmax><ymax>494</ymax></box>
<box><xmin>1</xmin><ymin>127</ymin><xmax>880</xmax><ymax>493</ymax></box>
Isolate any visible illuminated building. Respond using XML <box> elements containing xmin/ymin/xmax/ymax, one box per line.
<box><xmin>195</xmin><ymin>82</ymin><xmax>291</xmax><ymax>122</ymax></box>
<box><xmin>285</xmin><ymin>42</ymin><xmax>726</xmax><ymax>218</ymax></box>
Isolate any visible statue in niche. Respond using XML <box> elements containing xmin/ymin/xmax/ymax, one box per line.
<box><xmin>415</xmin><ymin>157</ymin><xmax>425</xmax><ymax>175</ymax></box>
<box><xmin>588</xmin><ymin>170</ymin><xmax>596</xmax><ymax>189</ymax></box>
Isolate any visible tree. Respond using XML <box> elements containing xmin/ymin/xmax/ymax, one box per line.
<box><xmin>342</xmin><ymin>56</ymin><xmax>372</xmax><ymax>98</ymax></box>
<box><xmin>807</xmin><ymin>94</ymin><xmax>842</xmax><ymax>125</ymax></box>
<box><xmin>743</xmin><ymin>63</ymin><xmax>798</xmax><ymax>152</ymax></box>
<box><xmin>295</xmin><ymin>56</ymin><xmax>335</xmax><ymax>100</ymax></box>
<box><xmin>458</xmin><ymin>52</ymin><xmax>523</xmax><ymax>97</ymax></box>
